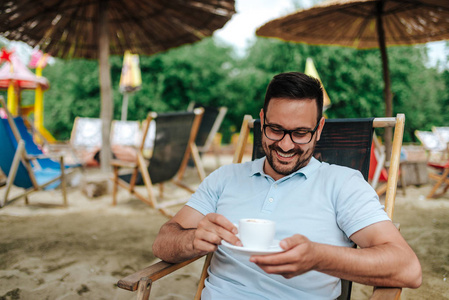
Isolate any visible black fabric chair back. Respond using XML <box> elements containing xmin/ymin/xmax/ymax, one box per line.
<box><xmin>121</xmin><ymin>111</ymin><xmax>196</xmax><ymax>185</ymax></box>
<box><xmin>148</xmin><ymin>111</ymin><xmax>196</xmax><ymax>184</ymax></box>
<box><xmin>192</xmin><ymin>104</ymin><xmax>220</xmax><ymax>148</ymax></box>
<box><xmin>252</xmin><ymin>118</ymin><xmax>374</xmax><ymax>180</ymax></box>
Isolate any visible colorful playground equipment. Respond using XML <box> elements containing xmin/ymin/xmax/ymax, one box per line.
<box><xmin>0</xmin><ymin>48</ymin><xmax>54</xmax><ymax>143</ymax></box>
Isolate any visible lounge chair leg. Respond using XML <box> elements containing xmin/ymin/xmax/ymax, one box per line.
<box><xmin>136</xmin><ymin>277</ymin><xmax>152</xmax><ymax>300</ymax></box>
<box><xmin>159</xmin><ymin>183</ymin><xmax>164</xmax><ymax>198</ymax></box>
<box><xmin>60</xmin><ymin>156</ymin><xmax>68</xmax><ymax>206</ymax></box>
<box><xmin>112</xmin><ymin>167</ymin><xmax>119</xmax><ymax>206</ymax></box>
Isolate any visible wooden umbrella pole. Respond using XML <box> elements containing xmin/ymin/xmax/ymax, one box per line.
<box><xmin>376</xmin><ymin>0</ymin><xmax>393</xmax><ymax>161</ymax></box>
<box><xmin>121</xmin><ymin>93</ymin><xmax>129</xmax><ymax>121</ymax></box>
<box><xmin>99</xmin><ymin>0</ymin><xmax>113</xmax><ymax>173</ymax></box>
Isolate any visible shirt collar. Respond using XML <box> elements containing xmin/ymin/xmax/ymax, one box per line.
<box><xmin>250</xmin><ymin>156</ymin><xmax>321</xmax><ymax>180</ymax></box>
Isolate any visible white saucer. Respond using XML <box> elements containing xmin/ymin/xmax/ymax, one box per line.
<box><xmin>221</xmin><ymin>239</ymin><xmax>284</xmax><ymax>256</ymax></box>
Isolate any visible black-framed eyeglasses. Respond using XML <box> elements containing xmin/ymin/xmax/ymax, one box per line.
<box><xmin>263</xmin><ymin>117</ymin><xmax>319</xmax><ymax>144</ymax></box>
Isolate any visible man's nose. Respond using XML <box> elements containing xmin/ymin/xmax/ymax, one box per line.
<box><xmin>277</xmin><ymin>133</ymin><xmax>295</xmax><ymax>151</ymax></box>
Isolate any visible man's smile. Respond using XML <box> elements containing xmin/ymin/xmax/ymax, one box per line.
<box><xmin>275</xmin><ymin>150</ymin><xmax>295</xmax><ymax>159</ymax></box>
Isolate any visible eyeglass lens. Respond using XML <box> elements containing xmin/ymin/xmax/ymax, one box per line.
<box><xmin>264</xmin><ymin>126</ymin><xmax>313</xmax><ymax>144</ymax></box>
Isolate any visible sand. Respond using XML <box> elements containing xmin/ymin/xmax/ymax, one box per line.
<box><xmin>0</xmin><ymin>155</ymin><xmax>448</xmax><ymax>300</ymax></box>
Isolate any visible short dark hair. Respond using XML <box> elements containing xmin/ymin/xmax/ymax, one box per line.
<box><xmin>263</xmin><ymin>72</ymin><xmax>323</xmax><ymax>122</ymax></box>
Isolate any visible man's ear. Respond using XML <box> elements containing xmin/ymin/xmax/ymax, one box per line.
<box><xmin>259</xmin><ymin>108</ymin><xmax>264</xmax><ymax>122</ymax></box>
<box><xmin>315</xmin><ymin>117</ymin><xmax>326</xmax><ymax>141</ymax></box>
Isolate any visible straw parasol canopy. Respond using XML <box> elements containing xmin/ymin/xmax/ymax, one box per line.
<box><xmin>0</xmin><ymin>0</ymin><xmax>236</xmax><ymax>171</ymax></box>
<box><xmin>256</xmin><ymin>0</ymin><xmax>449</xmax><ymax>158</ymax></box>
<box><xmin>0</xmin><ymin>0</ymin><xmax>236</xmax><ymax>59</ymax></box>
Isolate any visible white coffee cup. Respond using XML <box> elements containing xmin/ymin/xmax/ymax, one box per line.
<box><xmin>238</xmin><ymin>218</ymin><xmax>275</xmax><ymax>249</ymax></box>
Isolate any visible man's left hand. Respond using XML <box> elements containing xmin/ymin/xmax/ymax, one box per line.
<box><xmin>249</xmin><ymin>234</ymin><xmax>318</xmax><ymax>279</ymax></box>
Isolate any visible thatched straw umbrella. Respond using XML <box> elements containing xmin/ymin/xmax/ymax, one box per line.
<box><xmin>257</xmin><ymin>0</ymin><xmax>449</xmax><ymax>159</ymax></box>
<box><xmin>0</xmin><ymin>0</ymin><xmax>235</xmax><ymax>172</ymax></box>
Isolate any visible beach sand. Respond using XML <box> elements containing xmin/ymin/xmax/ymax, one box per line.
<box><xmin>0</xmin><ymin>154</ymin><xmax>448</xmax><ymax>299</ymax></box>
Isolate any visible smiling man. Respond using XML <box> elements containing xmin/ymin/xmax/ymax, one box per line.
<box><xmin>152</xmin><ymin>72</ymin><xmax>421</xmax><ymax>299</ymax></box>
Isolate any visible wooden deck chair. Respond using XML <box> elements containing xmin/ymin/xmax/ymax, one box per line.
<box><xmin>0</xmin><ymin>114</ymin><xmax>69</xmax><ymax>208</ymax></box>
<box><xmin>432</xmin><ymin>126</ymin><xmax>449</xmax><ymax>161</ymax></box>
<box><xmin>45</xmin><ymin>116</ymin><xmax>103</xmax><ymax>167</ymax></box>
<box><xmin>433</xmin><ymin>126</ymin><xmax>449</xmax><ymax>148</ymax></box>
<box><xmin>426</xmin><ymin>159</ymin><xmax>449</xmax><ymax>199</ymax></box>
<box><xmin>415</xmin><ymin>130</ymin><xmax>448</xmax><ymax>162</ymax></box>
<box><xmin>369</xmin><ymin>132</ymin><xmax>406</xmax><ymax>197</ymax></box>
<box><xmin>116</xmin><ymin>114</ymin><xmax>405</xmax><ymax>300</ymax></box>
<box><xmin>70</xmin><ymin>117</ymin><xmax>103</xmax><ymax>166</ymax></box>
<box><xmin>110</xmin><ymin>120</ymin><xmax>142</xmax><ymax>162</ymax></box>
<box><xmin>415</xmin><ymin>128</ymin><xmax>449</xmax><ymax>198</ymax></box>
<box><xmin>11</xmin><ymin>116</ymin><xmax>82</xmax><ymax>170</ymax></box>
<box><xmin>188</xmin><ymin>102</ymin><xmax>228</xmax><ymax>173</ymax></box>
<box><xmin>111</xmin><ymin>108</ymin><xmax>204</xmax><ymax>217</ymax></box>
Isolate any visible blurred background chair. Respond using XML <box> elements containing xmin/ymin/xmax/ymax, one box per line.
<box><xmin>13</xmin><ymin>116</ymin><xmax>82</xmax><ymax>169</ymax></box>
<box><xmin>426</xmin><ymin>159</ymin><xmax>449</xmax><ymax>199</ymax></box>
<box><xmin>44</xmin><ymin>117</ymin><xmax>103</xmax><ymax>167</ymax></box>
<box><xmin>415</xmin><ymin>130</ymin><xmax>448</xmax><ymax>162</ymax></box>
<box><xmin>116</xmin><ymin>114</ymin><xmax>405</xmax><ymax>300</ymax></box>
<box><xmin>415</xmin><ymin>129</ymin><xmax>449</xmax><ymax>198</ymax></box>
<box><xmin>432</xmin><ymin>126</ymin><xmax>449</xmax><ymax>150</ymax></box>
<box><xmin>110</xmin><ymin>120</ymin><xmax>142</xmax><ymax>162</ymax></box>
<box><xmin>368</xmin><ymin>132</ymin><xmax>406</xmax><ymax>196</ymax></box>
<box><xmin>188</xmin><ymin>102</ymin><xmax>228</xmax><ymax>177</ymax></box>
<box><xmin>111</xmin><ymin>108</ymin><xmax>204</xmax><ymax>217</ymax></box>
<box><xmin>0</xmin><ymin>114</ymin><xmax>68</xmax><ymax>208</ymax></box>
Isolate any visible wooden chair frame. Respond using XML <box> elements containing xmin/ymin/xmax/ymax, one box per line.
<box><xmin>117</xmin><ymin>114</ymin><xmax>405</xmax><ymax>300</ymax></box>
<box><xmin>0</xmin><ymin>96</ymin><xmax>69</xmax><ymax>208</ymax></box>
<box><xmin>426</xmin><ymin>161</ymin><xmax>449</xmax><ymax>198</ymax></box>
<box><xmin>415</xmin><ymin>128</ymin><xmax>449</xmax><ymax>198</ymax></box>
<box><xmin>111</xmin><ymin>108</ymin><xmax>205</xmax><ymax>218</ymax></box>
<box><xmin>187</xmin><ymin>103</ymin><xmax>228</xmax><ymax>179</ymax></box>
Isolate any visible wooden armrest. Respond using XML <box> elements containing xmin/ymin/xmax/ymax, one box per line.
<box><xmin>25</xmin><ymin>153</ymin><xmax>63</xmax><ymax>160</ymax></box>
<box><xmin>370</xmin><ymin>287</ymin><xmax>402</xmax><ymax>300</ymax></box>
<box><xmin>117</xmin><ymin>256</ymin><xmax>204</xmax><ymax>291</ymax></box>
<box><xmin>111</xmin><ymin>159</ymin><xmax>137</xmax><ymax>168</ymax></box>
<box><xmin>46</xmin><ymin>141</ymin><xmax>70</xmax><ymax>147</ymax></box>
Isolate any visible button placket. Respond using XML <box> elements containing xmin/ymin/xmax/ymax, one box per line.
<box><xmin>261</xmin><ymin>183</ymin><xmax>279</xmax><ymax>214</ymax></box>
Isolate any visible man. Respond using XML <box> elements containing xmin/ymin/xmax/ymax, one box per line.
<box><xmin>153</xmin><ymin>72</ymin><xmax>422</xmax><ymax>299</ymax></box>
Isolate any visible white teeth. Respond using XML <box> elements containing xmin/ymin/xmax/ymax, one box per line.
<box><xmin>277</xmin><ymin>151</ymin><xmax>294</xmax><ymax>158</ymax></box>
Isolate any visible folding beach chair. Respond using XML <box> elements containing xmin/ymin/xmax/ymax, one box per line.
<box><xmin>0</xmin><ymin>114</ymin><xmax>69</xmax><ymax>208</ymax></box>
<box><xmin>426</xmin><ymin>159</ymin><xmax>449</xmax><ymax>199</ymax></box>
<box><xmin>415</xmin><ymin>128</ymin><xmax>449</xmax><ymax>198</ymax></box>
<box><xmin>111</xmin><ymin>108</ymin><xmax>204</xmax><ymax>217</ymax></box>
<box><xmin>433</xmin><ymin>126</ymin><xmax>449</xmax><ymax>151</ymax></box>
<box><xmin>415</xmin><ymin>130</ymin><xmax>448</xmax><ymax>162</ymax></box>
<box><xmin>116</xmin><ymin>114</ymin><xmax>405</xmax><ymax>300</ymax></box>
<box><xmin>110</xmin><ymin>120</ymin><xmax>142</xmax><ymax>162</ymax></box>
<box><xmin>44</xmin><ymin>116</ymin><xmax>103</xmax><ymax>167</ymax></box>
<box><xmin>188</xmin><ymin>102</ymin><xmax>228</xmax><ymax>174</ymax></box>
<box><xmin>12</xmin><ymin>116</ymin><xmax>82</xmax><ymax>169</ymax></box>
<box><xmin>70</xmin><ymin>117</ymin><xmax>103</xmax><ymax>166</ymax></box>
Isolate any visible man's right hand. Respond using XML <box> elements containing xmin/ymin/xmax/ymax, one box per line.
<box><xmin>153</xmin><ymin>207</ymin><xmax>241</xmax><ymax>263</ymax></box>
<box><xmin>193</xmin><ymin>213</ymin><xmax>242</xmax><ymax>253</ymax></box>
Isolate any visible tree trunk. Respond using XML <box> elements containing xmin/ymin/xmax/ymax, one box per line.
<box><xmin>99</xmin><ymin>0</ymin><xmax>113</xmax><ymax>173</ymax></box>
